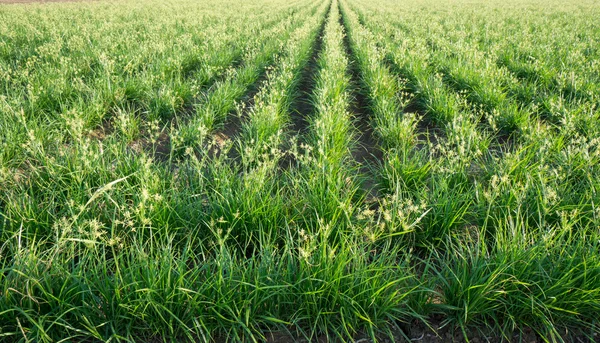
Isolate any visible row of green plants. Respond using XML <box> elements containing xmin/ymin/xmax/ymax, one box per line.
<box><xmin>0</xmin><ymin>0</ymin><xmax>321</xmax><ymax>237</ymax></box>
<box><xmin>172</xmin><ymin>0</ymin><xmax>323</xmax><ymax>158</ymax></box>
<box><xmin>1</xmin><ymin>0</ymin><xmax>327</xmax><ymax>340</ymax></box>
<box><xmin>0</xmin><ymin>0</ymin><xmax>314</xmax><ymax>169</ymax></box>
<box><xmin>345</xmin><ymin>0</ymin><xmax>600</xmax><ymax>339</ymax></box>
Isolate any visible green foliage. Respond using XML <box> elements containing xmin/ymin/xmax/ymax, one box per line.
<box><xmin>1</xmin><ymin>0</ymin><xmax>599</xmax><ymax>341</ymax></box>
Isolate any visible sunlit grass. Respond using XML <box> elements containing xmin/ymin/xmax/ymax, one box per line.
<box><xmin>1</xmin><ymin>0</ymin><xmax>599</xmax><ymax>341</ymax></box>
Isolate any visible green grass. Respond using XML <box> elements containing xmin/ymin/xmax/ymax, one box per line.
<box><xmin>1</xmin><ymin>0</ymin><xmax>600</xmax><ymax>341</ymax></box>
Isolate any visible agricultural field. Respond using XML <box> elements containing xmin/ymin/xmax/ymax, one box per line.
<box><xmin>0</xmin><ymin>0</ymin><xmax>599</xmax><ymax>341</ymax></box>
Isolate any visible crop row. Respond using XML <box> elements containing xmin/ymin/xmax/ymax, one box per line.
<box><xmin>343</xmin><ymin>0</ymin><xmax>600</xmax><ymax>338</ymax></box>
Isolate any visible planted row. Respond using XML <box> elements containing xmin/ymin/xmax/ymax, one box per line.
<box><xmin>345</xmin><ymin>0</ymin><xmax>600</xmax><ymax>339</ymax></box>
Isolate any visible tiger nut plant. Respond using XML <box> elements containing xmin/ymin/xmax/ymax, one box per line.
<box><xmin>0</xmin><ymin>0</ymin><xmax>599</xmax><ymax>341</ymax></box>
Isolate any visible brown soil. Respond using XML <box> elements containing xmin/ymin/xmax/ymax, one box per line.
<box><xmin>338</xmin><ymin>12</ymin><xmax>384</xmax><ymax>199</ymax></box>
<box><xmin>288</xmin><ymin>24</ymin><xmax>325</xmax><ymax>138</ymax></box>
<box><xmin>279</xmin><ymin>10</ymin><xmax>329</xmax><ymax>171</ymax></box>
<box><xmin>262</xmin><ymin>320</ymin><xmax>600</xmax><ymax>343</ymax></box>
<box><xmin>129</xmin><ymin>130</ymin><xmax>171</xmax><ymax>162</ymax></box>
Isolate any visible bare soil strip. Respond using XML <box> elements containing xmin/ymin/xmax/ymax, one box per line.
<box><xmin>288</xmin><ymin>10</ymin><xmax>328</xmax><ymax>137</ymax></box>
<box><xmin>338</xmin><ymin>12</ymin><xmax>384</xmax><ymax>197</ymax></box>
<box><xmin>279</xmin><ymin>6</ymin><xmax>329</xmax><ymax>170</ymax></box>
